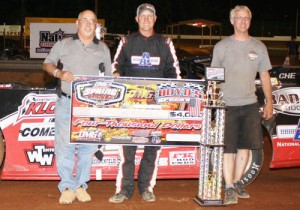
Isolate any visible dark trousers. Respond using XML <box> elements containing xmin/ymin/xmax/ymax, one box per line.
<box><xmin>116</xmin><ymin>145</ymin><xmax>161</xmax><ymax>198</ymax></box>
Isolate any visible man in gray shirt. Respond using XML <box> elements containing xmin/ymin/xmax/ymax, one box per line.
<box><xmin>43</xmin><ymin>10</ymin><xmax>111</xmax><ymax>204</ymax></box>
<box><xmin>211</xmin><ymin>5</ymin><xmax>273</xmax><ymax>205</ymax></box>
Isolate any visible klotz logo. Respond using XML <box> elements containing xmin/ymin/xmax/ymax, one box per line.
<box><xmin>26</xmin><ymin>145</ymin><xmax>55</xmax><ymax>166</ymax></box>
<box><xmin>17</xmin><ymin>93</ymin><xmax>57</xmax><ymax>124</ymax></box>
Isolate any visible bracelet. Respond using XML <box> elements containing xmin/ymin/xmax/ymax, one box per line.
<box><xmin>53</xmin><ymin>69</ymin><xmax>60</xmax><ymax>78</ymax></box>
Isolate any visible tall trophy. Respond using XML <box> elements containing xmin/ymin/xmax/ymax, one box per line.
<box><xmin>194</xmin><ymin>67</ymin><xmax>225</xmax><ymax>206</ymax></box>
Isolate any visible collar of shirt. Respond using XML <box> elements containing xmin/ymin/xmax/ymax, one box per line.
<box><xmin>137</xmin><ymin>31</ymin><xmax>156</xmax><ymax>40</ymax></box>
<box><xmin>73</xmin><ymin>33</ymin><xmax>99</xmax><ymax>44</ymax></box>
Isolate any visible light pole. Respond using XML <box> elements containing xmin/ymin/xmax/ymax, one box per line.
<box><xmin>3</xmin><ymin>23</ymin><xmax>5</xmax><ymax>51</ymax></box>
<box><xmin>296</xmin><ymin>8</ymin><xmax>299</xmax><ymax>36</ymax></box>
<box><xmin>95</xmin><ymin>0</ymin><xmax>98</xmax><ymax>17</ymax></box>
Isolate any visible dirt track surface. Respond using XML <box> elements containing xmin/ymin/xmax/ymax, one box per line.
<box><xmin>0</xmin><ymin>138</ymin><xmax>300</xmax><ymax>210</ymax></box>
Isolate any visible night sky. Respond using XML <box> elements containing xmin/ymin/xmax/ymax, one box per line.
<box><xmin>0</xmin><ymin>0</ymin><xmax>299</xmax><ymax>36</ymax></box>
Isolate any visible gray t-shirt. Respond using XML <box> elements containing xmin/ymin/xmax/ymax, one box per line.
<box><xmin>44</xmin><ymin>34</ymin><xmax>112</xmax><ymax>95</ymax></box>
<box><xmin>210</xmin><ymin>36</ymin><xmax>272</xmax><ymax>106</ymax></box>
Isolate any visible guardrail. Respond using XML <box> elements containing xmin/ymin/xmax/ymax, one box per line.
<box><xmin>0</xmin><ymin>60</ymin><xmax>52</xmax><ymax>87</ymax></box>
<box><xmin>165</xmin><ymin>34</ymin><xmax>297</xmax><ymax>42</ymax></box>
<box><xmin>0</xmin><ymin>60</ymin><xmax>43</xmax><ymax>71</ymax></box>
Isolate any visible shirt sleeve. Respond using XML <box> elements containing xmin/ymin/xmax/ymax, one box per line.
<box><xmin>111</xmin><ymin>37</ymin><xmax>127</xmax><ymax>75</ymax></box>
<box><xmin>43</xmin><ymin>39</ymin><xmax>63</xmax><ymax>66</ymax></box>
<box><xmin>210</xmin><ymin>44</ymin><xmax>222</xmax><ymax>67</ymax></box>
<box><xmin>165</xmin><ymin>38</ymin><xmax>181</xmax><ymax>79</ymax></box>
<box><xmin>258</xmin><ymin>43</ymin><xmax>272</xmax><ymax>73</ymax></box>
<box><xmin>102</xmin><ymin>43</ymin><xmax>112</xmax><ymax>76</ymax></box>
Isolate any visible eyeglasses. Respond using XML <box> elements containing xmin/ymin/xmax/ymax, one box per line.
<box><xmin>79</xmin><ymin>18</ymin><xmax>97</xmax><ymax>24</ymax></box>
<box><xmin>234</xmin><ymin>16</ymin><xmax>251</xmax><ymax>22</ymax></box>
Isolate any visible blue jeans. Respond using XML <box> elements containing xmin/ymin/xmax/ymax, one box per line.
<box><xmin>55</xmin><ymin>96</ymin><xmax>97</xmax><ymax>192</ymax></box>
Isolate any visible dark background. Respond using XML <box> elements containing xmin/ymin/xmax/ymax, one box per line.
<box><xmin>0</xmin><ymin>0</ymin><xmax>300</xmax><ymax>36</ymax></box>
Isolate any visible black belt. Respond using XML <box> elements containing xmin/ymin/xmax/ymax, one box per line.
<box><xmin>61</xmin><ymin>92</ymin><xmax>71</xmax><ymax>99</ymax></box>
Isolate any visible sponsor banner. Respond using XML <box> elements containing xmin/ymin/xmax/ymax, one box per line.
<box><xmin>70</xmin><ymin>76</ymin><xmax>206</xmax><ymax>146</ymax></box>
<box><xmin>25</xmin><ymin>17</ymin><xmax>105</xmax><ymax>37</ymax></box>
<box><xmin>272</xmin><ymin>87</ymin><xmax>300</xmax><ymax>116</ymax></box>
<box><xmin>30</xmin><ymin>23</ymin><xmax>76</xmax><ymax>58</ymax></box>
<box><xmin>0</xmin><ymin>25</ymin><xmax>21</xmax><ymax>36</ymax></box>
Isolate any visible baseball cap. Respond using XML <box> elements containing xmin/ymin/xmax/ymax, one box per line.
<box><xmin>136</xmin><ymin>3</ymin><xmax>156</xmax><ymax>16</ymax></box>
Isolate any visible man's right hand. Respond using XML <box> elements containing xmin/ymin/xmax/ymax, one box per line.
<box><xmin>59</xmin><ymin>71</ymin><xmax>74</xmax><ymax>83</ymax></box>
<box><xmin>113</xmin><ymin>72</ymin><xmax>120</xmax><ymax>77</ymax></box>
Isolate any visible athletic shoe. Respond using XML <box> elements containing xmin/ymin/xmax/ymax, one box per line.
<box><xmin>75</xmin><ymin>187</ymin><xmax>91</xmax><ymax>202</ymax></box>
<box><xmin>224</xmin><ymin>187</ymin><xmax>238</xmax><ymax>205</ymax></box>
<box><xmin>142</xmin><ymin>191</ymin><xmax>156</xmax><ymax>202</ymax></box>
<box><xmin>59</xmin><ymin>189</ymin><xmax>76</xmax><ymax>204</ymax></box>
<box><xmin>234</xmin><ymin>181</ymin><xmax>250</xmax><ymax>198</ymax></box>
<box><xmin>109</xmin><ymin>193</ymin><xmax>128</xmax><ymax>203</ymax></box>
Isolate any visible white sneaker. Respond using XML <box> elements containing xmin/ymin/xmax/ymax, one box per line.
<box><xmin>59</xmin><ymin>189</ymin><xmax>76</xmax><ymax>204</ymax></box>
<box><xmin>75</xmin><ymin>187</ymin><xmax>91</xmax><ymax>202</ymax></box>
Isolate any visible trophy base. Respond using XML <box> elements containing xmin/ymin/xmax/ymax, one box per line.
<box><xmin>194</xmin><ymin>196</ymin><xmax>224</xmax><ymax>206</ymax></box>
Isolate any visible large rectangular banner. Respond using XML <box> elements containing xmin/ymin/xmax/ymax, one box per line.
<box><xmin>70</xmin><ymin>76</ymin><xmax>206</xmax><ymax>146</ymax></box>
<box><xmin>30</xmin><ymin>23</ymin><xmax>77</xmax><ymax>59</ymax></box>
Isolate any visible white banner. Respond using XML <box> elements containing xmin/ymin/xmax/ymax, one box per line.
<box><xmin>0</xmin><ymin>25</ymin><xmax>21</xmax><ymax>36</ymax></box>
<box><xmin>30</xmin><ymin>23</ymin><xmax>76</xmax><ymax>58</ymax></box>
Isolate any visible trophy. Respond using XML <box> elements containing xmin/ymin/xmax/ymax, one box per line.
<box><xmin>194</xmin><ymin>67</ymin><xmax>225</xmax><ymax>206</ymax></box>
<box><xmin>194</xmin><ymin>106</ymin><xmax>225</xmax><ymax>206</ymax></box>
<box><xmin>210</xmin><ymin>81</ymin><xmax>223</xmax><ymax>106</ymax></box>
<box><xmin>205</xmin><ymin>67</ymin><xmax>224</xmax><ymax>107</ymax></box>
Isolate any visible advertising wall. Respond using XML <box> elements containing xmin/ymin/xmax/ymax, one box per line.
<box><xmin>30</xmin><ymin>23</ymin><xmax>76</xmax><ymax>58</ymax></box>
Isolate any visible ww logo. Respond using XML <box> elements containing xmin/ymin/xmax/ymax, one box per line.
<box><xmin>26</xmin><ymin>145</ymin><xmax>55</xmax><ymax>166</ymax></box>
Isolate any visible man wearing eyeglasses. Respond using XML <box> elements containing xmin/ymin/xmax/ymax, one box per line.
<box><xmin>109</xmin><ymin>3</ymin><xmax>181</xmax><ymax>204</ymax></box>
<box><xmin>43</xmin><ymin>10</ymin><xmax>112</xmax><ymax>204</ymax></box>
<box><xmin>211</xmin><ymin>5</ymin><xmax>273</xmax><ymax>205</ymax></box>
